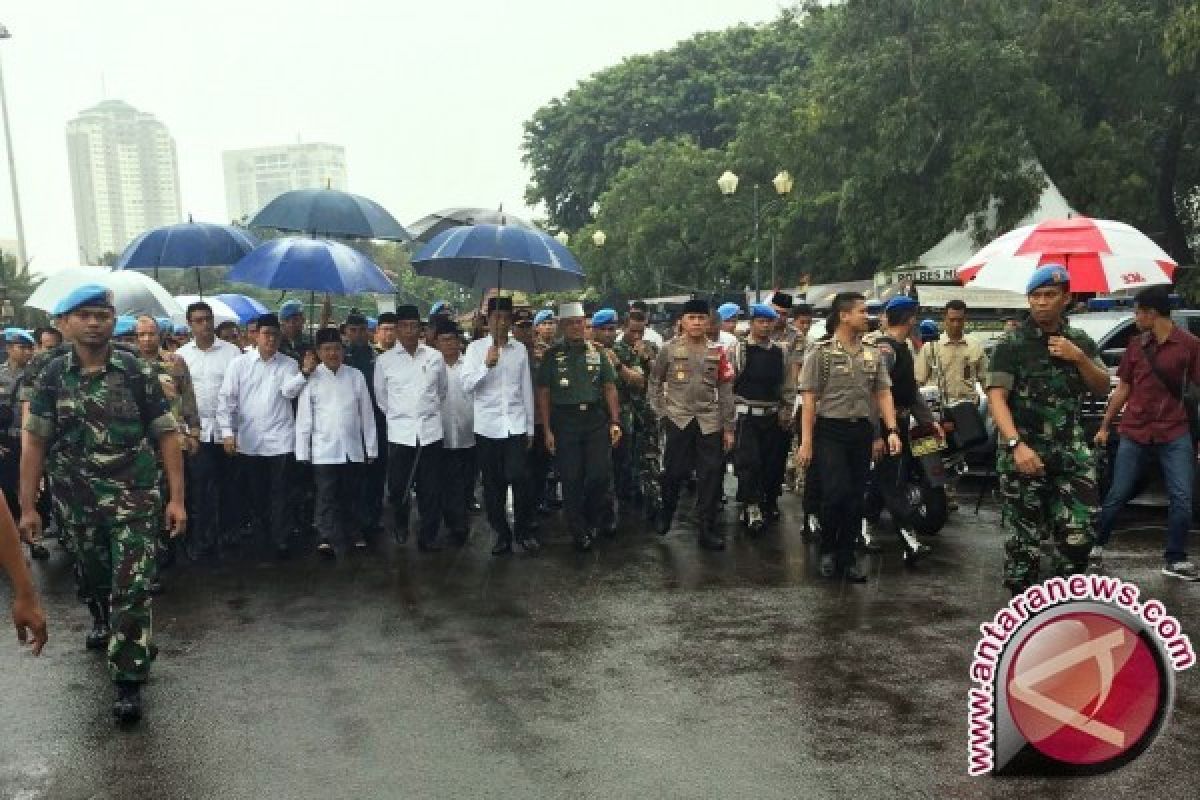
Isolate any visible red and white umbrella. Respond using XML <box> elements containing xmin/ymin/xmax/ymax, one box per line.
<box><xmin>957</xmin><ymin>216</ymin><xmax>1177</xmax><ymax>293</ymax></box>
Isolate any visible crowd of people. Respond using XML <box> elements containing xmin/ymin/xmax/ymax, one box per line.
<box><xmin>2</xmin><ymin>264</ymin><xmax>1198</xmax><ymax>724</ymax></box>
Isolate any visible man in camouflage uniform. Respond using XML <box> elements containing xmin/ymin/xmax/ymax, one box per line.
<box><xmin>592</xmin><ymin>309</ymin><xmax>639</xmax><ymax>520</ymax></box>
<box><xmin>0</xmin><ymin>329</ymin><xmax>45</xmax><ymax>560</ymax></box>
<box><xmin>135</xmin><ymin>316</ymin><xmax>200</xmax><ymax>592</ymax></box>
<box><xmin>613</xmin><ymin>309</ymin><xmax>661</xmax><ymax>518</ymax></box>
<box><xmin>986</xmin><ymin>265</ymin><xmax>1111</xmax><ymax>595</ymax></box>
<box><xmin>19</xmin><ymin>285</ymin><xmax>186</xmax><ymax>723</ymax></box>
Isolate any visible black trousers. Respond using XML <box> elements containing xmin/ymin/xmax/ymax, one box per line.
<box><xmin>187</xmin><ymin>442</ymin><xmax>230</xmax><ymax>551</ymax></box>
<box><xmin>475</xmin><ymin>434</ymin><xmax>533</xmax><ymax>541</ymax></box>
<box><xmin>662</xmin><ymin>419</ymin><xmax>724</xmax><ymax>529</ymax></box>
<box><xmin>0</xmin><ymin>435</ymin><xmax>19</xmax><ymax>517</ymax></box>
<box><xmin>388</xmin><ymin>441</ymin><xmax>443</xmax><ymax>545</ymax></box>
<box><xmin>440</xmin><ymin>447</ymin><xmax>474</xmax><ymax>538</ymax></box>
<box><xmin>314</xmin><ymin>462</ymin><xmax>362</xmax><ymax>551</ymax></box>
<box><xmin>612</xmin><ymin>422</ymin><xmax>638</xmax><ymax>503</ymax></box>
<box><xmin>359</xmin><ymin>409</ymin><xmax>388</xmax><ymax>532</ymax></box>
<box><xmin>551</xmin><ymin>410</ymin><xmax>613</xmax><ymax>533</ymax></box>
<box><xmin>527</xmin><ymin>424</ymin><xmax>553</xmax><ymax>507</ymax></box>
<box><xmin>867</xmin><ymin>415</ymin><xmax>913</xmax><ymax>533</ymax></box>
<box><xmin>814</xmin><ymin>418</ymin><xmax>873</xmax><ymax>566</ymax></box>
<box><xmin>240</xmin><ymin>454</ymin><xmax>291</xmax><ymax>549</ymax></box>
<box><xmin>765</xmin><ymin>427</ymin><xmax>793</xmax><ymax>508</ymax></box>
<box><xmin>734</xmin><ymin>412</ymin><xmax>786</xmax><ymax>505</ymax></box>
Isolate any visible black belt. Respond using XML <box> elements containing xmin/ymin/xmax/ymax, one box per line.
<box><xmin>553</xmin><ymin>402</ymin><xmax>602</xmax><ymax>413</ymax></box>
<box><xmin>817</xmin><ymin>416</ymin><xmax>871</xmax><ymax>424</ymax></box>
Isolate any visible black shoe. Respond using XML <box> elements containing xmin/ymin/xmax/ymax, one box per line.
<box><xmin>491</xmin><ymin>536</ymin><xmax>513</xmax><ymax>556</ymax></box>
<box><xmin>147</xmin><ymin>579</ymin><xmax>164</xmax><ymax>596</ymax></box>
<box><xmin>536</xmin><ymin>502</ymin><xmax>553</xmax><ymax>516</ymax></box>
<box><xmin>317</xmin><ymin>542</ymin><xmax>336</xmax><ymax>560</ymax></box>
<box><xmin>113</xmin><ymin>681</ymin><xmax>143</xmax><ymax>724</ymax></box>
<box><xmin>468</xmin><ymin>500</ymin><xmax>483</xmax><ymax>513</ymax></box>
<box><xmin>417</xmin><ymin>539</ymin><xmax>443</xmax><ymax>553</ymax></box>
<box><xmin>85</xmin><ymin>622</ymin><xmax>111</xmax><ymax>651</ymax></box>
<box><xmin>654</xmin><ymin>511</ymin><xmax>673</xmax><ymax>537</ymax></box>
<box><xmin>29</xmin><ymin>542</ymin><xmax>50</xmax><ymax>560</ymax></box>
<box><xmin>899</xmin><ymin>529</ymin><xmax>932</xmax><ymax>566</ymax></box>
<box><xmin>353</xmin><ymin>538</ymin><xmax>368</xmax><ymax>551</ymax></box>
<box><xmin>841</xmin><ymin>563</ymin><xmax>869</xmax><ymax>583</ymax></box>
<box><xmin>394</xmin><ymin>524</ymin><xmax>410</xmax><ymax>545</ymax></box>
<box><xmin>698</xmin><ymin>529</ymin><xmax>726</xmax><ymax>551</ymax></box>
<box><xmin>574</xmin><ymin>530</ymin><xmax>594</xmax><ymax>552</ymax></box>
<box><xmin>448</xmin><ymin>532</ymin><xmax>469</xmax><ymax>548</ymax></box>
<box><xmin>517</xmin><ymin>535</ymin><xmax>541</xmax><ymax>553</ymax></box>
<box><xmin>819</xmin><ymin>554</ymin><xmax>837</xmax><ymax>578</ymax></box>
<box><xmin>761</xmin><ymin>503</ymin><xmax>781</xmax><ymax>523</ymax></box>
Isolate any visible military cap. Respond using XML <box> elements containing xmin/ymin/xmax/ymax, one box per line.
<box><xmin>52</xmin><ymin>283</ymin><xmax>114</xmax><ymax>316</ymax></box>
<box><xmin>345</xmin><ymin>311</ymin><xmax>368</xmax><ymax>327</ymax></box>
<box><xmin>591</xmin><ymin>308</ymin><xmax>618</xmax><ymax>327</ymax></box>
<box><xmin>770</xmin><ymin>291</ymin><xmax>793</xmax><ymax>309</ymax></box>
<box><xmin>3</xmin><ymin>328</ymin><xmax>34</xmax><ymax>346</ymax></box>
<box><xmin>486</xmin><ymin>296</ymin><xmax>513</xmax><ymax>314</ymax></box>
<box><xmin>681</xmin><ymin>298</ymin><xmax>710</xmax><ymax>315</ymax></box>
<box><xmin>278</xmin><ymin>300</ymin><xmax>305</xmax><ymax>320</ymax></box>
<box><xmin>113</xmin><ymin>315</ymin><xmax>138</xmax><ymax>337</ymax></box>
<box><xmin>315</xmin><ymin>327</ymin><xmax>342</xmax><ymax>346</ymax></box>
<box><xmin>396</xmin><ymin>305</ymin><xmax>420</xmax><ymax>322</ymax></box>
<box><xmin>1026</xmin><ymin>263</ymin><xmax>1070</xmax><ymax>294</ymax></box>
<box><xmin>533</xmin><ymin>309</ymin><xmax>555</xmax><ymax>326</ymax></box>
<box><xmin>173</xmin><ymin>324</ymin><xmax>190</xmax><ymax>337</ymax></box>
<box><xmin>430</xmin><ymin>301</ymin><xmax>448</xmax><ymax>316</ymax></box>
<box><xmin>717</xmin><ymin>302</ymin><xmax>742</xmax><ymax>322</ymax></box>
<box><xmin>918</xmin><ymin>319</ymin><xmax>940</xmax><ymax>343</ymax></box>
<box><xmin>256</xmin><ymin>313</ymin><xmax>281</xmax><ymax>330</ymax></box>
<box><xmin>884</xmin><ymin>295</ymin><xmax>919</xmax><ymax>312</ymax></box>
<box><xmin>749</xmin><ymin>303</ymin><xmax>778</xmax><ymax>320</ymax></box>
<box><xmin>558</xmin><ymin>301</ymin><xmax>585</xmax><ymax>319</ymax></box>
<box><xmin>153</xmin><ymin>316</ymin><xmax>172</xmax><ymax>335</ymax></box>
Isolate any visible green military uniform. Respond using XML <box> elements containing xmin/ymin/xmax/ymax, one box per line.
<box><xmin>987</xmin><ymin>317</ymin><xmax>1106</xmax><ymax>592</ymax></box>
<box><xmin>25</xmin><ymin>346</ymin><xmax>176</xmax><ymax>683</ymax></box>
<box><xmin>279</xmin><ymin>332</ymin><xmax>313</xmax><ymax>364</ymax></box>
<box><xmin>0</xmin><ymin>359</ymin><xmax>27</xmax><ymax>513</ymax></box>
<box><xmin>536</xmin><ymin>337</ymin><xmax>617</xmax><ymax>548</ymax></box>
<box><xmin>611</xmin><ymin>337</ymin><xmax>662</xmax><ymax>516</ymax></box>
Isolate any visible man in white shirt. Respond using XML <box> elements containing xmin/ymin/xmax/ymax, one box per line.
<box><xmin>176</xmin><ymin>301</ymin><xmax>242</xmax><ymax>559</ymax></box>
<box><xmin>434</xmin><ymin>319</ymin><xmax>474</xmax><ymax>547</ymax></box>
<box><xmin>296</xmin><ymin>327</ymin><xmax>377</xmax><ymax>558</ymax></box>
<box><xmin>462</xmin><ymin>297</ymin><xmax>538</xmax><ymax>556</ymax></box>
<box><xmin>374</xmin><ymin>305</ymin><xmax>448</xmax><ymax>551</ymax></box>
<box><xmin>216</xmin><ymin>313</ymin><xmax>309</xmax><ymax>558</ymax></box>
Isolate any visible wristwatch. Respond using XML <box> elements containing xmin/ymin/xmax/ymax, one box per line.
<box><xmin>885</xmin><ymin>427</ymin><xmax>899</xmax><ymax>436</ymax></box>
<box><xmin>1006</xmin><ymin>437</ymin><xmax>1021</xmax><ymax>451</ymax></box>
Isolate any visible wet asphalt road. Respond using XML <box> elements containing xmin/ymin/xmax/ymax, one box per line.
<box><xmin>1</xmin><ymin>485</ymin><xmax>1197</xmax><ymax>800</ymax></box>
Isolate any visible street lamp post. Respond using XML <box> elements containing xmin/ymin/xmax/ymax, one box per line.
<box><xmin>0</xmin><ymin>24</ymin><xmax>27</xmax><ymax>269</ymax></box>
<box><xmin>718</xmin><ymin>169</ymin><xmax>794</xmax><ymax>302</ymax></box>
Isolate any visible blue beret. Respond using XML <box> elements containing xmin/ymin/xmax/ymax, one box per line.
<box><xmin>173</xmin><ymin>324</ymin><xmax>190</xmax><ymax>336</ymax></box>
<box><xmin>51</xmin><ymin>283</ymin><xmax>113</xmax><ymax>317</ymax></box>
<box><xmin>367</xmin><ymin>316</ymin><xmax>378</xmax><ymax>332</ymax></box>
<box><xmin>1026</xmin><ymin>263</ymin><xmax>1070</xmax><ymax>294</ymax></box>
<box><xmin>918</xmin><ymin>319</ymin><xmax>940</xmax><ymax>342</ymax></box>
<box><xmin>533</xmin><ymin>310</ymin><xmax>555</xmax><ymax>326</ymax></box>
<box><xmin>884</xmin><ymin>295</ymin><xmax>919</xmax><ymax>313</ymax></box>
<box><xmin>3</xmin><ymin>328</ymin><xmax>34</xmax><ymax>346</ymax></box>
<box><xmin>279</xmin><ymin>300</ymin><xmax>304</xmax><ymax>319</ymax></box>
<box><xmin>155</xmin><ymin>316</ymin><xmax>173</xmax><ymax>335</ymax></box>
<box><xmin>113</xmin><ymin>315</ymin><xmax>138</xmax><ymax>337</ymax></box>
<box><xmin>430</xmin><ymin>301</ymin><xmax>448</xmax><ymax>316</ymax></box>
<box><xmin>749</xmin><ymin>303</ymin><xmax>778</xmax><ymax>320</ymax></box>
<box><xmin>717</xmin><ymin>302</ymin><xmax>742</xmax><ymax>322</ymax></box>
<box><xmin>591</xmin><ymin>308</ymin><xmax>618</xmax><ymax>327</ymax></box>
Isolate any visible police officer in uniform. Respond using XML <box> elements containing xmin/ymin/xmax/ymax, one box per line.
<box><xmin>986</xmin><ymin>264</ymin><xmax>1110</xmax><ymax>595</ymax></box>
<box><xmin>650</xmin><ymin>298</ymin><xmax>736</xmax><ymax>550</ymax></box>
<box><xmin>797</xmin><ymin>292</ymin><xmax>901</xmax><ymax>582</ymax></box>
<box><xmin>731</xmin><ymin>304</ymin><xmax>793</xmax><ymax>533</ymax></box>
<box><xmin>535</xmin><ymin>302</ymin><xmax>621</xmax><ymax>551</ymax></box>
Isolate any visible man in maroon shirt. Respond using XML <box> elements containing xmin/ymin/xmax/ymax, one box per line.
<box><xmin>1092</xmin><ymin>286</ymin><xmax>1200</xmax><ymax>580</ymax></box>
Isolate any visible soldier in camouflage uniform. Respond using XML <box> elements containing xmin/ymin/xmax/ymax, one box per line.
<box><xmin>0</xmin><ymin>329</ymin><xmax>43</xmax><ymax>559</ymax></box>
<box><xmin>986</xmin><ymin>265</ymin><xmax>1111</xmax><ymax>595</ymax></box>
<box><xmin>613</xmin><ymin>310</ymin><xmax>661</xmax><ymax>518</ymax></box>
<box><xmin>18</xmin><ymin>285</ymin><xmax>186</xmax><ymax>723</ymax></box>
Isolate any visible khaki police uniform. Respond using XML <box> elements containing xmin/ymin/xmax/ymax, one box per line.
<box><xmin>914</xmin><ymin>334</ymin><xmax>988</xmax><ymax>405</ymax></box>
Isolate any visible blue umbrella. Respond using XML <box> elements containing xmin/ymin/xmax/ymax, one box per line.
<box><xmin>114</xmin><ymin>218</ymin><xmax>259</xmax><ymax>291</ymax></box>
<box><xmin>214</xmin><ymin>293</ymin><xmax>269</xmax><ymax>324</ymax></box>
<box><xmin>227</xmin><ymin>237</ymin><xmax>396</xmax><ymax>295</ymax></box>
<box><xmin>412</xmin><ymin>224</ymin><xmax>585</xmax><ymax>292</ymax></box>
<box><xmin>249</xmin><ymin>188</ymin><xmax>411</xmax><ymax>242</ymax></box>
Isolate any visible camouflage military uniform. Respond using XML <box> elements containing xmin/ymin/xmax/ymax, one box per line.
<box><xmin>611</xmin><ymin>337</ymin><xmax>661</xmax><ymax>516</ymax></box>
<box><xmin>0</xmin><ymin>360</ymin><xmax>26</xmax><ymax>512</ymax></box>
<box><xmin>987</xmin><ymin>317</ymin><xmax>1106</xmax><ymax>592</ymax></box>
<box><xmin>24</xmin><ymin>346</ymin><xmax>176</xmax><ymax>683</ymax></box>
<box><xmin>147</xmin><ymin>350</ymin><xmax>200</xmax><ymax>567</ymax></box>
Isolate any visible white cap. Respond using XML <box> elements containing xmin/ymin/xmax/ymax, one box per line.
<box><xmin>558</xmin><ymin>301</ymin><xmax>585</xmax><ymax>319</ymax></box>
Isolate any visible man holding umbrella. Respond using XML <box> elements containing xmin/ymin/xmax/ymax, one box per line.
<box><xmin>278</xmin><ymin>300</ymin><xmax>311</xmax><ymax>362</ymax></box>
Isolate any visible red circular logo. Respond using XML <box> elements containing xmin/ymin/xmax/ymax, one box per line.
<box><xmin>1006</xmin><ymin>612</ymin><xmax>1163</xmax><ymax>766</ymax></box>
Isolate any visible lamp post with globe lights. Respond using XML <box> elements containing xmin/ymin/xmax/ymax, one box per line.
<box><xmin>717</xmin><ymin>169</ymin><xmax>794</xmax><ymax>302</ymax></box>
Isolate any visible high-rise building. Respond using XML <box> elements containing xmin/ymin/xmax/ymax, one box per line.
<box><xmin>66</xmin><ymin>99</ymin><xmax>183</xmax><ymax>263</ymax></box>
<box><xmin>222</xmin><ymin>143</ymin><xmax>348</xmax><ymax>223</ymax></box>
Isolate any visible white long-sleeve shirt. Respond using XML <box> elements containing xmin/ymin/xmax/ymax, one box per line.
<box><xmin>216</xmin><ymin>350</ymin><xmax>307</xmax><ymax>456</ymax></box>
<box><xmin>177</xmin><ymin>338</ymin><xmax>242</xmax><ymax>443</ymax></box>
<box><xmin>373</xmin><ymin>342</ymin><xmax>447</xmax><ymax>446</ymax></box>
<box><xmin>461</xmin><ymin>335</ymin><xmax>534</xmax><ymax>439</ymax></box>
<box><xmin>441</xmin><ymin>360</ymin><xmax>475</xmax><ymax>450</ymax></box>
<box><xmin>295</xmin><ymin>363</ymin><xmax>377</xmax><ymax>464</ymax></box>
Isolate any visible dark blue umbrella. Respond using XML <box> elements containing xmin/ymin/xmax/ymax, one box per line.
<box><xmin>249</xmin><ymin>188</ymin><xmax>411</xmax><ymax>242</ymax></box>
<box><xmin>227</xmin><ymin>237</ymin><xmax>396</xmax><ymax>295</ymax></box>
<box><xmin>114</xmin><ymin>218</ymin><xmax>259</xmax><ymax>291</ymax></box>
<box><xmin>412</xmin><ymin>224</ymin><xmax>585</xmax><ymax>292</ymax></box>
<box><xmin>214</xmin><ymin>293</ymin><xmax>269</xmax><ymax>324</ymax></box>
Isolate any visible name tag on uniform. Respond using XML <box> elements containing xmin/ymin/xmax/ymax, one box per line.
<box><xmin>586</xmin><ymin>352</ymin><xmax>601</xmax><ymax>366</ymax></box>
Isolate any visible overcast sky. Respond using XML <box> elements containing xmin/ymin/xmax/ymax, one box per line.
<box><xmin>0</xmin><ymin>0</ymin><xmax>785</xmax><ymax>276</ymax></box>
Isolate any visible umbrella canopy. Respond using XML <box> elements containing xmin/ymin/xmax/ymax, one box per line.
<box><xmin>412</xmin><ymin>224</ymin><xmax>585</xmax><ymax>293</ymax></box>
<box><xmin>227</xmin><ymin>238</ymin><xmax>396</xmax><ymax>295</ymax></box>
<box><xmin>249</xmin><ymin>188</ymin><xmax>411</xmax><ymax>241</ymax></box>
<box><xmin>26</xmin><ymin>267</ymin><xmax>185</xmax><ymax>324</ymax></box>
<box><xmin>407</xmin><ymin>207</ymin><xmax>535</xmax><ymax>244</ymax></box>
<box><xmin>958</xmin><ymin>217</ymin><xmax>1177</xmax><ymax>294</ymax></box>
<box><xmin>115</xmin><ymin>220</ymin><xmax>258</xmax><ymax>270</ymax></box>
<box><xmin>214</xmin><ymin>293</ymin><xmax>269</xmax><ymax>324</ymax></box>
<box><xmin>174</xmin><ymin>295</ymin><xmax>241</xmax><ymax>326</ymax></box>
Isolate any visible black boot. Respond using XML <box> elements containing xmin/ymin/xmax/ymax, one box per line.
<box><xmin>654</xmin><ymin>507</ymin><xmax>675</xmax><ymax>537</ymax></box>
<box><xmin>113</xmin><ymin>681</ymin><xmax>143</xmax><ymax>723</ymax></box>
<box><xmin>29</xmin><ymin>542</ymin><xmax>50</xmax><ymax>560</ymax></box>
<box><xmin>85</xmin><ymin>601</ymin><xmax>111</xmax><ymax>651</ymax></box>
<box><xmin>491</xmin><ymin>533</ymin><xmax>513</xmax><ymax>556</ymax></box>
<box><xmin>698</xmin><ymin>524</ymin><xmax>725</xmax><ymax>551</ymax></box>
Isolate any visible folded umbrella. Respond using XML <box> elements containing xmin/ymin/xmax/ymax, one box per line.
<box><xmin>412</xmin><ymin>224</ymin><xmax>585</xmax><ymax>293</ymax></box>
<box><xmin>227</xmin><ymin>238</ymin><xmax>396</xmax><ymax>295</ymax></box>
<box><xmin>26</xmin><ymin>267</ymin><xmax>185</xmax><ymax>324</ymax></box>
